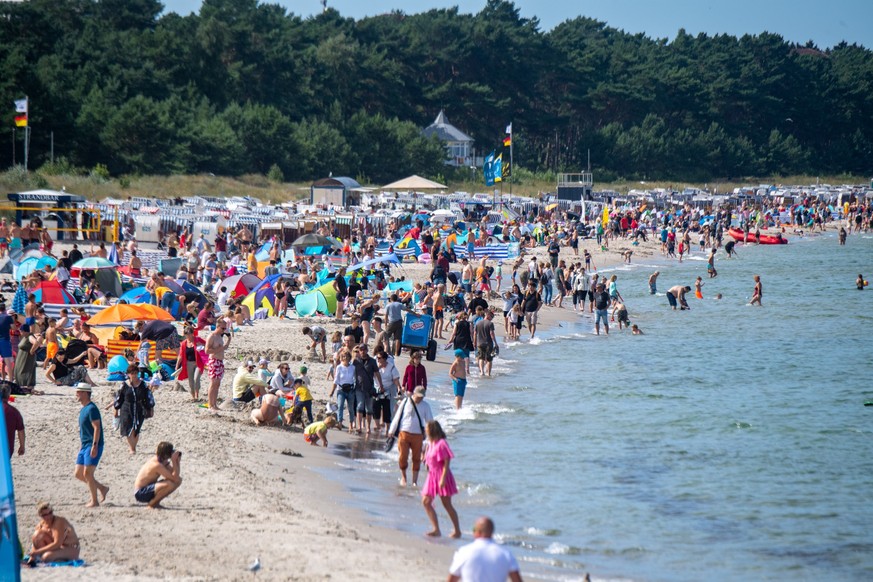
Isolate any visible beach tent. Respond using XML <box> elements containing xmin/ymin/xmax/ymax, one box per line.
<box><xmin>107</xmin><ymin>354</ymin><xmax>131</xmax><ymax>381</ymax></box>
<box><xmin>31</xmin><ymin>280</ymin><xmax>76</xmax><ymax>304</ymax></box>
<box><xmin>120</xmin><ymin>286</ymin><xmax>151</xmax><ymax>303</ymax></box>
<box><xmin>255</xmin><ymin>241</ymin><xmax>273</xmax><ymax>262</ymax></box>
<box><xmin>158</xmin><ymin>257</ymin><xmax>183</xmax><ymax>277</ymax></box>
<box><xmin>242</xmin><ymin>286</ymin><xmax>276</xmax><ymax>316</ymax></box>
<box><xmin>294</xmin><ymin>281</ymin><xmax>338</xmax><ymax>317</ymax></box>
<box><xmin>14</xmin><ymin>256</ymin><xmax>39</xmax><ymax>281</ymax></box>
<box><xmin>214</xmin><ymin>273</ymin><xmax>261</xmax><ymax>300</ymax></box>
<box><xmin>387</xmin><ymin>280</ymin><xmax>414</xmax><ymax>293</ymax></box>
<box><xmin>95</xmin><ymin>269</ymin><xmax>123</xmax><ymax>299</ymax></box>
<box><xmin>346</xmin><ymin>253</ymin><xmax>401</xmax><ymax>273</ymax></box>
<box><xmin>380</xmin><ymin>175</ymin><xmax>447</xmax><ymax>190</ymax></box>
<box><xmin>36</xmin><ymin>256</ymin><xmax>58</xmax><ymax>270</ymax></box>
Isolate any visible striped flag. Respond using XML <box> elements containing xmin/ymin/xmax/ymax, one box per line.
<box><xmin>13</xmin><ymin>98</ymin><xmax>27</xmax><ymax>127</ymax></box>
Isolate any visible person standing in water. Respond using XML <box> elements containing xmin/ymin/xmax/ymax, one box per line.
<box><xmin>857</xmin><ymin>274</ymin><xmax>866</xmax><ymax>290</ymax></box>
<box><xmin>648</xmin><ymin>271</ymin><xmax>659</xmax><ymax>295</ymax></box>
<box><xmin>421</xmin><ymin>420</ymin><xmax>461</xmax><ymax>539</ymax></box>
<box><xmin>750</xmin><ymin>275</ymin><xmax>763</xmax><ymax>306</ymax></box>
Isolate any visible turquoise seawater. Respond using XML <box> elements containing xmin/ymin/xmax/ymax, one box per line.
<box><xmin>328</xmin><ymin>231</ymin><xmax>873</xmax><ymax>582</ymax></box>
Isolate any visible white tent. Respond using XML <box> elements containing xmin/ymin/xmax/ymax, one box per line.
<box><xmin>380</xmin><ymin>175</ymin><xmax>447</xmax><ymax>190</ymax></box>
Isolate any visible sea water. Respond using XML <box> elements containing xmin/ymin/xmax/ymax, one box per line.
<box><xmin>326</xmin><ymin>232</ymin><xmax>873</xmax><ymax>582</ymax></box>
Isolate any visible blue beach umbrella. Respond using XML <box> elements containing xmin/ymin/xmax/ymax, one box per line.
<box><xmin>72</xmin><ymin>257</ymin><xmax>116</xmax><ymax>270</ymax></box>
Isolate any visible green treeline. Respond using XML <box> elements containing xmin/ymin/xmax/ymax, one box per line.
<box><xmin>1</xmin><ymin>0</ymin><xmax>871</xmax><ymax>183</ymax></box>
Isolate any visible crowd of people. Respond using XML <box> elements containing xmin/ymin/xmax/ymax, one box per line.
<box><xmin>8</xmin><ymin>192</ymin><xmax>867</xmax><ymax>579</ymax></box>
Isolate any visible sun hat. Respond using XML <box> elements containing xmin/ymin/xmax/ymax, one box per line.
<box><xmin>74</xmin><ymin>383</ymin><xmax>92</xmax><ymax>392</ymax></box>
<box><xmin>258</xmin><ymin>358</ymin><xmax>269</xmax><ymax>365</ymax></box>
<box><xmin>246</xmin><ymin>359</ymin><xmax>255</xmax><ymax>367</ymax></box>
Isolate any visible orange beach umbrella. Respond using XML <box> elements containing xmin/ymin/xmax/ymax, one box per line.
<box><xmin>87</xmin><ymin>303</ymin><xmax>175</xmax><ymax>326</ymax></box>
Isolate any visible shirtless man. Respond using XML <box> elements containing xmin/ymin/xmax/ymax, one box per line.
<box><xmin>433</xmin><ymin>284</ymin><xmax>446</xmax><ymax>339</ymax></box>
<box><xmin>128</xmin><ymin>250</ymin><xmax>142</xmax><ymax>276</ymax></box>
<box><xmin>133</xmin><ymin>441</ymin><xmax>182</xmax><ymax>509</ymax></box>
<box><xmin>666</xmin><ymin>285</ymin><xmax>691</xmax><ymax>310</ymax></box>
<box><xmin>44</xmin><ymin>318</ymin><xmax>59</xmax><ymax>368</ymax></box>
<box><xmin>648</xmin><ymin>271</ymin><xmax>660</xmax><ymax>295</ymax></box>
<box><xmin>205</xmin><ymin>321</ymin><xmax>231</xmax><ymax>409</ymax></box>
<box><xmin>27</xmin><ymin>502</ymin><xmax>80</xmax><ymax>564</ymax></box>
<box><xmin>9</xmin><ymin>223</ymin><xmax>21</xmax><ymax>251</ymax></box>
<box><xmin>250</xmin><ymin>391</ymin><xmax>282</xmax><ymax>425</ymax></box>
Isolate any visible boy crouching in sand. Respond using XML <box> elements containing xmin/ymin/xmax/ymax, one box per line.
<box><xmin>304</xmin><ymin>416</ymin><xmax>337</xmax><ymax>447</ymax></box>
<box><xmin>134</xmin><ymin>441</ymin><xmax>182</xmax><ymax>509</ymax></box>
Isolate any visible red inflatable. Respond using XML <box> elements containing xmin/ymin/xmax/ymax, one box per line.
<box><xmin>727</xmin><ymin>228</ymin><xmax>788</xmax><ymax>245</ymax></box>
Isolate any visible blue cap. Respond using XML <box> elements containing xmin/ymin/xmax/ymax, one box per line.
<box><xmin>454</xmin><ymin>349</ymin><xmax>466</xmax><ymax>358</ymax></box>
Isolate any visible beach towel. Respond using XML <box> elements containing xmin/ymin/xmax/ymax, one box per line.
<box><xmin>22</xmin><ymin>556</ymin><xmax>86</xmax><ymax>567</ymax></box>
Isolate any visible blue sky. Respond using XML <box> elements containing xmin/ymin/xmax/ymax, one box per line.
<box><xmin>162</xmin><ymin>0</ymin><xmax>871</xmax><ymax>49</ymax></box>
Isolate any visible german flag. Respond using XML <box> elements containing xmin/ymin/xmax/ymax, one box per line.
<box><xmin>14</xmin><ymin>115</ymin><xmax>27</xmax><ymax>127</ymax></box>
<box><xmin>503</xmin><ymin>135</ymin><xmax>511</xmax><ymax>147</ymax></box>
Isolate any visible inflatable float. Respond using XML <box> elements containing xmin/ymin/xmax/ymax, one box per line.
<box><xmin>727</xmin><ymin>228</ymin><xmax>788</xmax><ymax>245</ymax></box>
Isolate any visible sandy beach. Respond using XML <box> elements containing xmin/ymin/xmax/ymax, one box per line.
<box><xmin>11</xmin><ymin>228</ymin><xmax>766</xmax><ymax>580</ymax></box>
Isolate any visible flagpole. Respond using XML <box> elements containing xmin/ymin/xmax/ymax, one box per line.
<box><xmin>24</xmin><ymin>125</ymin><xmax>29</xmax><ymax>172</ymax></box>
<box><xmin>11</xmin><ymin>128</ymin><xmax>15</xmax><ymax>166</ymax></box>
<box><xmin>509</xmin><ymin>125</ymin><xmax>513</xmax><ymax>196</ymax></box>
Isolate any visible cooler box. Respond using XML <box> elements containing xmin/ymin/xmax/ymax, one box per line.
<box><xmin>401</xmin><ymin>313</ymin><xmax>433</xmax><ymax>349</ymax></box>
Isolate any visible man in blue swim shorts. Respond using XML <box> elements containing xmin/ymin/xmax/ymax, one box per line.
<box><xmin>74</xmin><ymin>384</ymin><xmax>109</xmax><ymax>507</ymax></box>
<box><xmin>134</xmin><ymin>441</ymin><xmax>183</xmax><ymax>509</ymax></box>
<box><xmin>450</xmin><ymin>348</ymin><xmax>468</xmax><ymax>410</ymax></box>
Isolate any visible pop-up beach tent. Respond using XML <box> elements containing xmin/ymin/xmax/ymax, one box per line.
<box><xmin>294</xmin><ymin>281</ymin><xmax>338</xmax><ymax>317</ymax></box>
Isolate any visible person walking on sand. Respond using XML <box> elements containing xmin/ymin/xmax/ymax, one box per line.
<box><xmin>750</xmin><ymin>275</ymin><xmax>763</xmax><ymax>306</ymax></box>
<box><xmin>388</xmin><ymin>385</ymin><xmax>433</xmax><ymax>487</ymax></box>
<box><xmin>448</xmin><ymin>516</ymin><xmax>523</xmax><ymax>582</ymax></box>
<box><xmin>74</xmin><ymin>383</ymin><xmax>109</xmax><ymax>508</ymax></box>
<box><xmin>26</xmin><ymin>502</ymin><xmax>80</xmax><ymax>565</ymax></box>
<box><xmin>521</xmin><ymin>283</ymin><xmax>542</xmax><ymax>340</ymax></box>
<box><xmin>422</xmin><ymin>420</ymin><xmax>461</xmax><ymax>539</ymax></box>
<box><xmin>114</xmin><ymin>364</ymin><xmax>154</xmax><ymax>454</ymax></box>
<box><xmin>133</xmin><ymin>441</ymin><xmax>182</xmax><ymax>509</ymax></box>
<box><xmin>205</xmin><ymin>320</ymin><xmax>231</xmax><ymax>410</ymax></box>
<box><xmin>2</xmin><ymin>384</ymin><xmax>24</xmax><ymax>457</ymax></box>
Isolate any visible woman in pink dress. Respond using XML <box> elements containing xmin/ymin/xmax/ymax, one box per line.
<box><xmin>421</xmin><ymin>420</ymin><xmax>461</xmax><ymax>538</ymax></box>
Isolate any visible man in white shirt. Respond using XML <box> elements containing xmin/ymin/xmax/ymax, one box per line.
<box><xmin>448</xmin><ymin>517</ymin><xmax>523</xmax><ymax>582</ymax></box>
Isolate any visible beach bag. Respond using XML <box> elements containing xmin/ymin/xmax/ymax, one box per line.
<box><xmin>384</xmin><ymin>397</ymin><xmax>408</xmax><ymax>452</ymax></box>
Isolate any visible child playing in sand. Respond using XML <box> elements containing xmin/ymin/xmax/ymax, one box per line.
<box><xmin>303</xmin><ymin>416</ymin><xmax>337</xmax><ymax>447</ymax></box>
<box><xmin>298</xmin><ymin>365</ymin><xmax>311</xmax><ymax>386</ymax></box>
<box><xmin>421</xmin><ymin>420</ymin><xmax>461</xmax><ymax>538</ymax></box>
<box><xmin>286</xmin><ymin>378</ymin><xmax>314</xmax><ymax>426</ymax></box>
<box><xmin>257</xmin><ymin>358</ymin><xmax>272</xmax><ymax>384</ymax></box>
<box><xmin>449</xmin><ymin>349</ymin><xmax>467</xmax><ymax>410</ymax></box>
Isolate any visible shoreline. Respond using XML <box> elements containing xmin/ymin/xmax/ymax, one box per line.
<box><xmin>12</xmin><ymin>224</ymin><xmax>830</xmax><ymax>580</ymax></box>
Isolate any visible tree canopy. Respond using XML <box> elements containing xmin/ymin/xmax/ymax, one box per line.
<box><xmin>0</xmin><ymin>0</ymin><xmax>870</xmax><ymax>182</ymax></box>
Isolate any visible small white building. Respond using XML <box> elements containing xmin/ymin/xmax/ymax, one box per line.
<box><xmin>422</xmin><ymin>110</ymin><xmax>474</xmax><ymax>167</ymax></box>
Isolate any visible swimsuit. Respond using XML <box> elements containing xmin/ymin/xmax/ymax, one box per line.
<box><xmin>207</xmin><ymin>357</ymin><xmax>225</xmax><ymax>380</ymax></box>
<box><xmin>134</xmin><ymin>483</ymin><xmax>157</xmax><ymax>503</ymax></box>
